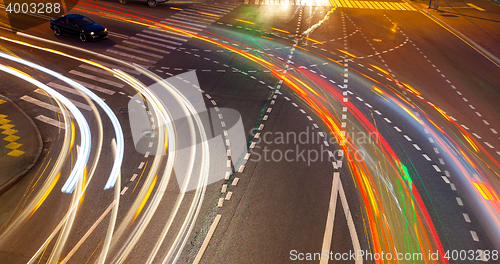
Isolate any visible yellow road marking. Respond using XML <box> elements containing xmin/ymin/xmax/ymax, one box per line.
<box><xmin>3</xmin><ymin>135</ymin><xmax>19</xmax><ymax>142</ymax></box>
<box><xmin>395</xmin><ymin>2</ymin><xmax>407</xmax><ymax>10</ymax></box>
<box><xmin>2</xmin><ymin>129</ymin><xmax>17</xmax><ymax>135</ymax></box>
<box><xmin>351</xmin><ymin>1</ymin><xmax>362</xmax><ymax>8</ymax></box>
<box><xmin>0</xmin><ymin>124</ymin><xmax>14</xmax><ymax>129</ymax></box>
<box><xmin>373</xmin><ymin>1</ymin><xmax>385</xmax><ymax>9</ymax></box>
<box><xmin>365</xmin><ymin>1</ymin><xmax>375</xmax><ymax>9</ymax></box>
<box><xmin>0</xmin><ymin>99</ymin><xmax>6</xmax><ymax>104</ymax></box>
<box><xmin>467</xmin><ymin>3</ymin><xmax>485</xmax><ymax>11</ymax></box>
<box><xmin>381</xmin><ymin>2</ymin><xmax>395</xmax><ymax>10</ymax></box>
<box><xmin>8</xmin><ymin>149</ymin><xmax>25</xmax><ymax>157</ymax></box>
<box><xmin>0</xmin><ymin>118</ymin><xmax>10</xmax><ymax>124</ymax></box>
<box><xmin>359</xmin><ymin>1</ymin><xmax>370</xmax><ymax>9</ymax></box>
<box><xmin>5</xmin><ymin>142</ymin><xmax>21</xmax><ymax>150</ymax></box>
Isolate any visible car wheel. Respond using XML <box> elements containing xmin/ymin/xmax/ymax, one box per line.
<box><xmin>54</xmin><ymin>27</ymin><xmax>61</xmax><ymax>36</ymax></box>
<box><xmin>147</xmin><ymin>0</ymin><xmax>158</xmax><ymax>7</ymax></box>
<box><xmin>119</xmin><ymin>0</ymin><xmax>126</xmax><ymax>4</ymax></box>
<box><xmin>79</xmin><ymin>33</ymin><xmax>87</xmax><ymax>42</ymax></box>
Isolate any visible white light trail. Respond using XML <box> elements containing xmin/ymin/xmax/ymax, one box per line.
<box><xmin>0</xmin><ymin>52</ymin><xmax>124</xmax><ymax>192</ymax></box>
<box><xmin>0</xmin><ymin>58</ymin><xmax>91</xmax><ymax>194</ymax></box>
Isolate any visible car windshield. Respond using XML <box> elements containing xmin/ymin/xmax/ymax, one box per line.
<box><xmin>71</xmin><ymin>16</ymin><xmax>94</xmax><ymax>27</ymax></box>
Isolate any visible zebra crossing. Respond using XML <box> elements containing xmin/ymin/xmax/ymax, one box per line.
<box><xmin>23</xmin><ymin>3</ymin><xmax>238</xmax><ymax>128</ymax></box>
<box><xmin>245</xmin><ymin>0</ymin><xmax>417</xmax><ymax>11</ymax></box>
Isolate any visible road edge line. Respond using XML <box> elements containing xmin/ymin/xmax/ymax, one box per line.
<box><xmin>420</xmin><ymin>9</ymin><xmax>500</xmax><ymax>69</ymax></box>
<box><xmin>193</xmin><ymin>214</ymin><xmax>222</xmax><ymax>264</ymax></box>
<box><xmin>0</xmin><ymin>94</ymin><xmax>43</xmax><ymax>196</ymax></box>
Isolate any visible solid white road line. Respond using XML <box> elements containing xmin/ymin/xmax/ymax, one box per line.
<box><xmin>320</xmin><ymin>171</ymin><xmax>362</xmax><ymax>264</ymax></box>
<box><xmin>193</xmin><ymin>214</ymin><xmax>222</xmax><ymax>264</ymax></box>
<box><xmin>60</xmin><ymin>201</ymin><xmax>117</xmax><ymax>263</ymax></box>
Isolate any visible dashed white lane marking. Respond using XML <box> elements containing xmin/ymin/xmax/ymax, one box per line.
<box><xmin>463</xmin><ymin>213</ymin><xmax>471</xmax><ymax>222</ymax></box>
<box><xmin>457</xmin><ymin>197</ymin><xmax>464</xmax><ymax>206</ymax></box>
<box><xmin>130</xmin><ymin>173</ymin><xmax>138</xmax><ymax>182</ymax></box>
<box><xmin>470</xmin><ymin>231</ymin><xmax>480</xmax><ymax>241</ymax></box>
<box><xmin>120</xmin><ymin>186</ymin><xmax>128</xmax><ymax>195</ymax></box>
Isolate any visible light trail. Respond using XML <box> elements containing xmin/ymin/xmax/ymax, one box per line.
<box><xmin>0</xmin><ymin>37</ymin><xmax>124</xmax><ymax>191</ymax></box>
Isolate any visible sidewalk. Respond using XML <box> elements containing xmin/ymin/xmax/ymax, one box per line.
<box><xmin>411</xmin><ymin>0</ymin><xmax>500</xmax><ymax>64</ymax></box>
<box><xmin>0</xmin><ymin>95</ymin><xmax>42</xmax><ymax>196</ymax></box>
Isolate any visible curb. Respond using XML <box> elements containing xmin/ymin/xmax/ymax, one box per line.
<box><xmin>0</xmin><ymin>95</ymin><xmax>43</xmax><ymax>196</ymax></box>
<box><xmin>420</xmin><ymin>8</ymin><xmax>500</xmax><ymax>69</ymax></box>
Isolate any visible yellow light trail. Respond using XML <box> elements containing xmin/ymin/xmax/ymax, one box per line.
<box><xmin>303</xmin><ymin>37</ymin><xmax>324</xmax><ymax>45</ymax></box>
<box><xmin>234</xmin><ymin>18</ymin><xmax>255</xmax><ymax>25</ymax></box>
<box><xmin>269</xmin><ymin>27</ymin><xmax>290</xmax><ymax>34</ymax></box>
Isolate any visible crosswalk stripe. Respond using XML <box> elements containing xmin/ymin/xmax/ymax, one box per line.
<box><xmin>35</xmin><ymin>115</ymin><xmax>65</xmax><ymax>129</ymax></box>
<box><xmin>392</xmin><ymin>2</ymin><xmax>402</xmax><ymax>10</ymax></box>
<box><xmin>90</xmin><ymin>59</ymin><xmax>141</xmax><ymax>76</ymax></box>
<box><xmin>365</xmin><ymin>1</ymin><xmax>375</xmax><ymax>8</ymax></box>
<box><xmin>21</xmin><ymin>95</ymin><xmax>61</xmax><ymax>113</ymax></box>
<box><xmin>251</xmin><ymin>0</ymin><xmax>414</xmax><ymax>10</ymax></box>
<box><xmin>196</xmin><ymin>4</ymin><xmax>233</xmax><ymax>12</ymax></box>
<box><xmin>158</xmin><ymin>21</ymin><xmax>203</xmax><ymax>32</ymax></box>
<box><xmin>49</xmin><ymin>80</ymin><xmax>112</xmax><ymax>98</ymax></box>
<box><xmin>174</xmin><ymin>13</ymin><xmax>217</xmax><ymax>23</ymax></box>
<box><xmin>114</xmin><ymin>44</ymin><xmax>164</xmax><ymax>59</ymax></box>
<box><xmin>105</xmin><ymin>49</ymin><xmax>158</xmax><ymax>64</ymax></box>
<box><xmin>34</xmin><ymin>89</ymin><xmax>92</xmax><ymax>111</ymax></box>
<box><xmin>121</xmin><ymin>41</ymin><xmax>170</xmax><ymax>55</ymax></box>
<box><xmin>165</xmin><ymin>18</ymin><xmax>208</xmax><ymax>28</ymax></box>
<box><xmin>191</xmin><ymin>6</ymin><xmax>228</xmax><ymax>14</ymax></box>
<box><xmin>373</xmin><ymin>1</ymin><xmax>384</xmax><ymax>9</ymax></box>
<box><xmin>405</xmin><ymin>2</ymin><xmax>417</xmax><ymax>10</ymax></box>
<box><xmin>79</xmin><ymin>64</ymin><xmax>114</xmax><ymax>76</ymax></box>
<box><xmin>142</xmin><ymin>30</ymin><xmax>188</xmax><ymax>42</ymax></box>
<box><xmin>148</xmin><ymin>26</ymin><xmax>195</xmax><ymax>38</ymax></box>
<box><xmin>47</xmin><ymin>81</ymin><xmax>107</xmax><ymax>100</ymax></box>
<box><xmin>136</xmin><ymin>33</ymin><xmax>184</xmax><ymax>46</ymax></box>
<box><xmin>360</xmin><ymin>1</ymin><xmax>370</xmax><ymax>8</ymax></box>
<box><xmin>72</xmin><ymin>78</ymin><xmax>118</xmax><ymax>95</ymax></box>
<box><xmin>171</xmin><ymin>15</ymin><xmax>212</xmax><ymax>25</ymax></box>
<box><xmin>128</xmin><ymin>37</ymin><xmax>177</xmax><ymax>50</ymax></box>
<box><xmin>69</xmin><ymin>70</ymin><xmax>124</xmax><ymax>88</ymax></box>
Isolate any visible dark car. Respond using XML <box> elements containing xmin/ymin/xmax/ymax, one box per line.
<box><xmin>118</xmin><ymin>0</ymin><xmax>168</xmax><ymax>8</ymax></box>
<box><xmin>49</xmin><ymin>14</ymin><xmax>108</xmax><ymax>42</ymax></box>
